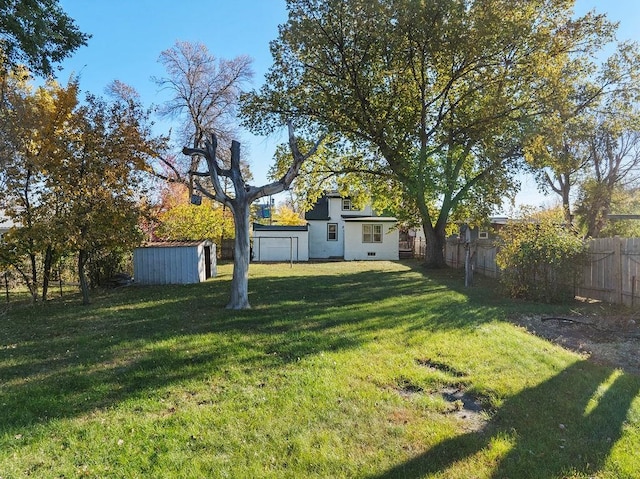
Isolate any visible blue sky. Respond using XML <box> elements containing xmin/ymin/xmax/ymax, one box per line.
<box><xmin>57</xmin><ymin>0</ymin><xmax>288</xmax><ymax>187</ymax></box>
<box><xmin>56</xmin><ymin>0</ymin><xmax>640</xmax><ymax>209</ymax></box>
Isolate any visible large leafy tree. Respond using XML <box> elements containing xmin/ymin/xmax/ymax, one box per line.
<box><xmin>242</xmin><ymin>0</ymin><xmax>614</xmax><ymax>267</ymax></box>
<box><xmin>575</xmin><ymin>107</ymin><xmax>640</xmax><ymax>237</ymax></box>
<box><xmin>525</xmin><ymin>41</ymin><xmax>640</xmax><ymax>226</ymax></box>
<box><xmin>0</xmin><ymin>0</ymin><xmax>89</xmax><ymax>115</ymax></box>
<box><xmin>0</xmin><ymin>78</ymin><xmax>79</xmax><ymax>301</ymax></box>
<box><xmin>0</xmin><ymin>78</ymin><xmax>165</xmax><ymax>304</ymax></box>
<box><xmin>0</xmin><ymin>0</ymin><xmax>89</xmax><ymax>78</ymax></box>
<box><xmin>58</xmin><ymin>86</ymin><xmax>165</xmax><ymax>304</ymax></box>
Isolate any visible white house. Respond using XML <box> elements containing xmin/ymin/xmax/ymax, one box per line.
<box><xmin>252</xmin><ymin>223</ymin><xmax>309</xmax><ymax>262</ymax></box>
<box><xmin>304</xmin><ymin>192</ymin><xmax>399</xmax><ymax>261</ymax></box>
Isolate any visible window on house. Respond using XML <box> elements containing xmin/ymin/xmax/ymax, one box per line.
<box><xmin>341</xmin><ymin>198</ymin><xmax>359</xmax><ymax>211</ymax></box>
<box><xmin>362</xmin><ymin>224</ymin><xmax>382</xmax><ymax>243</ymax></box>
<box><xmin>327</xmin><ymin>223</ymin><xmax>338</xmax><ymax>241</ymax></box>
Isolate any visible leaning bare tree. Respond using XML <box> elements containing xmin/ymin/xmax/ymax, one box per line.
<box><xmin>183</xmin><ymin>123</ymin><xmax>322</xmax><ymax>309</ymax></box>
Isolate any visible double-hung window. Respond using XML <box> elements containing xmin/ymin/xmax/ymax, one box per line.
<box><xmin>341</xmin><ymin>198</ymin><xmax>359</xmax><ymax>211</ymax></box>
<box><xmin>362</xmin><ymin>224</ymin><xmax>382</xmax><ymax>243</ymax></box>
<box><xmin>327</xmin><ymin>223</ymin><xmax>338</xmax><ymax>241</ymax></box>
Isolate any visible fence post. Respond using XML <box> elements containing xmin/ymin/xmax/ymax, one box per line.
<box><xmin>614</xmin><ymin>237</ymin><xmax>623</xmax><ymax>305</ymax></box>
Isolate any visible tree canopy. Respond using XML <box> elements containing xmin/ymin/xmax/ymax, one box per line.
<box><xmin>0</xmin><ymin>77</ymin><xmax>165</xmax><ymax>303</ymax></box>
<box><xmin>152</xmin><ymin>41</ymin><xmax>254</xmax><ymax>195</ymax></box>
<box><xmin>524</xmin><ymin>41</ymin><xmax>640</xmax><ymax>228</ymax></box>
<box><xmin>156</xmin><ymin>199</ymin><xmax>235</xmax><ymax>245</ymax></box>
<box><xmin>243</xmin><ymin>0</ymin><xmax>617</xmax><ymax>266</ymax></box>
<box><xmin>0</xmin><ymin>0</ymin><xmax>89</xmax><ymax>77</ymax></box>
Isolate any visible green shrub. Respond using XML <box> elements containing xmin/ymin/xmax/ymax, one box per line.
<box><xmin>87</xmin><ymin>248</ymin><xmax>132</xmax><ymax>288</ymax></box>
<box><xmin>496</xmin><ymin>220</ymin><xmax>587</xmax><ymax>302</ymax></box>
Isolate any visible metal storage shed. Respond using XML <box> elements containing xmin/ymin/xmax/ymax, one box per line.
<box><xmin>133</xmin><ymin>240</ymin><xmax>216</xmax><ymax>285</ymax></box>
<box><xmin>252</xmin><ymin>224</ymin><xmax>309</xmax><ymax>262</ymax></box>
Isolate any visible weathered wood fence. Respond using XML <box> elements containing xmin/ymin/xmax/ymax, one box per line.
<box><xmin>445</xmin><ymin>238</ymin><xmax>500</xmax><ymax>278</ymax></box>
<box><xmin>576</xmin><ymin>237</ymin><xmax>640</xmax><ymax>308</ymax></box>
<box><xmin>444</xmin><ymin>237</ymin><xmax>640</xmax><ymax>308</ymax></box>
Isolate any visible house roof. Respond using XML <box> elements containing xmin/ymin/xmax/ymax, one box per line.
<box><xmin>253</xmin><ymin>223</ymin><xmax>309</xmax><ymax>231</ymax></box>
<box><xmin>304</xmin><ymin>195</ymin><xmax>330</xmax><ymax>220</ymax></box>
<box><xmin>489</xmin><ymin>216</ymin><xmax>509</xmax><ymax>225</ymax></box>
<box><xmin>139</xmin><ymin>240</ymin><xmax>213</xmax><ymax>248</ymax></box>
<box><xmin>342</xmin><ymin>216</ymin><xmax>397</xmax><ymax>222</ymax></box>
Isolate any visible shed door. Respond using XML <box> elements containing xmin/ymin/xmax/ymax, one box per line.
<box><xmin>204</xmin><ymin>245</ymin><xmax>212</xmax><ymax>279</ymax></box>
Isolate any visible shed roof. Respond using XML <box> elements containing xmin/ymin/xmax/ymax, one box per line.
<box><xmin>139</xmin><ymin>240</ymin><xmax>212</xmax><ymax>248</ymax></box>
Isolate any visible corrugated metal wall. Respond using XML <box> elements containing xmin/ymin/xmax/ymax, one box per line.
<box><xmin>134</xmin><ymin>244</ymin><xmax>204</xmax><ymax>285</ymax></box>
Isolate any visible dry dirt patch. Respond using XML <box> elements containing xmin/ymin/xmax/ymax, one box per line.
<box><xmin>512</xmin><ymin>313</ymin><xmax>640</xmax><ymax>376</ymax></box>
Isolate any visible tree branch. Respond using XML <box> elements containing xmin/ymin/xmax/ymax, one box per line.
<box><xmin>248</xmin><ymin>122</ymin><xmax>325</xmax><ymax>201</ymax></box>
<box><xmin>183</xmin><ymin>135</ymin><xmax>231</xmax><ymax>204</ymax></box>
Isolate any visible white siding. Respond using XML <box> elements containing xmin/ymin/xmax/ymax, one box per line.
<box><xmin>333</xmin><ymin>198</ymin><xmax>374</xmax><ymax>216</ymax></box>
<box><xmin>344</xmin><ymin>222</ymin><xmax>399</xmax><ymax>261</ymax></box>
<box><xmin>307</xmin><ymin>196</ymin><xmax>399</xmax><ymax>260</ymax></box>
<box><xmin>308</xmin><ymin>221</ymin><xmax>343</xmax><ymax>258</ymax></box>
<box><xmin>253</xmin><ymin>230</ymin><xmax>309</xmax><ymax>261</ymax></box>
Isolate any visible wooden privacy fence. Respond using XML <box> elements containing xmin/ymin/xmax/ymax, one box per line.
<box><xmin>445</xmin><ymin>238</ymin><xmax>500</xmax><ymax>278</ymax></box>
<box><xmin>576</xmin><ymin>237</ymin><xmax>640</xmax><ymax>308</ymax></box>
<box><xmin>444</xmin><ymin>236</ymin><xmax>640</xmax><ymax>308</ymax></box>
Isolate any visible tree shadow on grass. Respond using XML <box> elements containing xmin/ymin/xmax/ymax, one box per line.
<box><xmin>369</xmin><ymin>360</ymin><xmax>640</xmax><ymax>479</ymax></box>
<box><xmin>0</xmin><ymin>266</ymin><xmax>482</xmax><ymax>437</ymax></box>
<box><xmin>1</xmin><ymin>261</ymin><xmax>584</xmax><ymax>455</ymax></box>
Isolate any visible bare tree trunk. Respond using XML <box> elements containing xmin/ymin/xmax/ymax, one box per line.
<box><xmin>28</xmin><ymin>250</ymin><xmax>38</xmax><ymax>303</ymax></box>
<box><xmin>78</xmin><ymin>249</ymin><xmax>90</xmax><ymax>305</ymax></box>
<box><xmin>545</xmin><ymin>170</ymin><xmax>573</xmax><ymax>226</ymax></box>
<box><xmin>184</xmin><ymin>126</ymin><xmax>323</xmax><ymax>310</ymax></box>
<box><xmin>227</xmin><ymin>202</ymin><xmax>251</xmax><ymax>309</ymax></box>
<box><xmin>587</xmin><ymin>198</ymin><xmax>610</xmax><ymax>238</ymax></box>
<box><xmin>42</xmin><ymin>244</ymin><xmax>53</xmax><ymax>301</ymax></box>
<box><xmin>561</xmin><ymin>179</ymin><xmax>572</xmax><ymax>226</ymax></box>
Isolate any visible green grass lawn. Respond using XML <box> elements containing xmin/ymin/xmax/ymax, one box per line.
<box><xmin>1</xmin><ymin>260</ymin><xmax>639</xmax><ymax>478</ymax></box>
